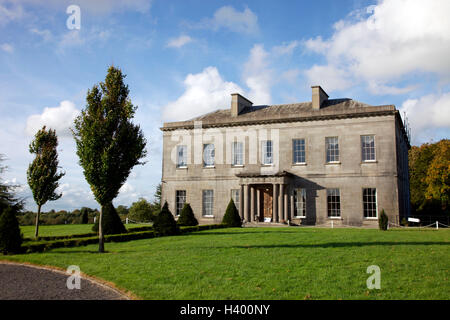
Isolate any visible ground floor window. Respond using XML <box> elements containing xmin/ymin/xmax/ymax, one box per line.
<box><xmin>327</xmin><ymin>188</ymin><xmax>341</xmax><ymax>217</ymax></box>
<box><xmin>202</xmin><ymin>190</ymin><xmax>214</xmax><ymax>217</ymax></box>
<box><xmin>175</xmin><ymin>190</ymin><xmax>186</xmax><ymax>216</ymax></box>
<box><xmin>363</xmin><ymin>188</ymin><xmax>377</xmax><ymax>218</ymax></box>
<box><xmin>231</xmin><ymin>189</ymin><xmax>240</xmax><ymax>213</ymax></box>
<box><xmin>293</xmin><ymin>188</ymin><xmax>306</xmax><ymax>218</ymax></box>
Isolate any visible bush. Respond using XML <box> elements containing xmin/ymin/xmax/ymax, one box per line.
<box><xmin>128</xmin><ymin>198</ymin><xmax>157</xmax><ymax>223</ymax></box>
<box><xmin>222</xmin><ymin>199</ymin><xmax>242</xmax><ymax>227</ymax></box>
<box><xmin>81</xmin><ymin>210</ymin><xmax>89</xmax><ymax>224</ymax></box>
<box><xmin>177</xmin><ymin>203</ymin><xmax>198</xmax><ymax>226</ymax></box>
<box><xmin>0</xmin><ymin>207</ymin><xmax>23</xmax><ymax>254</ymax></box>
<box><xmin>92</xmin><ymin>202</ymin><xmax>127</xmax><ymax>235</ymax></box>
<box><xmin>379</xmin><ymin>209</ymin><xmax>389</xmax><ymax>230</ymax></box>
<box><xmin>153</xmin><ymin>202</ymin><xmax>179</xmax><ymax>236</ymax></box>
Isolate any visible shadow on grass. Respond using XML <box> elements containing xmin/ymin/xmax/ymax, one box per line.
<box><xmin>218</xmin><ymin>241</ymin><xmax>450</xmax><ymax>249</ymax></box>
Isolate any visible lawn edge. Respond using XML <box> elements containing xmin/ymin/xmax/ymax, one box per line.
<box><xmin>0</xmin><ymin>259</ymin><xmax>141</xmax><ymax>300</ymax></box>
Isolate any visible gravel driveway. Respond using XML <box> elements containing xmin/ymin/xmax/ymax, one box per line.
<box><xmin>0</xmin><ymin>262</ymin><xmax>129</xmax><ymax>300</ymax></box>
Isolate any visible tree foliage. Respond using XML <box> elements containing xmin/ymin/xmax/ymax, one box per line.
<box><xmin>177</xmin><ymin>203</ymin><xmax>198</xmax><ymax>226</ymax></box>
<box><xmin>222</xmin><ymin>198</ymin><xmax>242</xmax><ymax>227</ymax></box>
<box><xmin>0</xmin><ymin>155</ymin><xmax>23</xmax><ymax>214</ymax></box>
<box><xmin>0</xmin><ymin>207</ymin><xmax>23</xmax><ymax>254</ymax></box>
<box><xmin>27</xmin><ymin>126</ymin><xmax>65</xmax><ymax>238</ymax></box>
<box><xmin>72</xmin><ymin>66</ymin><xmax>147</xmax><ymax>252</ymax></box>
<box><xmin>153</xmin><ymin>201</ymin><xmax>179</xmax><ymax>236</ymax></box>
<box><xmin>92</xmin><ymin>202</ymin><xmax>127</xmax><ymax>235</ymax></box>
<box><xmin>409</xmin><ymin>139</ymin><xmax>449</xmax><ymax>215</ymax></box>
<box><xmin>128</xmin><ymin>198</ymin><xmax>156</xmax><ymax>222</ymax></box>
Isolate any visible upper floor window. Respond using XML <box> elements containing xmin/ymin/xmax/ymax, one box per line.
<box><xmin>361</xmin><ymin>135</ymin><xmax>376</xmax><ymax>161</ymax></box>
<box><xmin>261</xmin><ymin>140</ymin><xmax>273</xmax><ymax>165</ymax></box>
<box><xmin>175</xmin><ymin>190</ymin><xmax>186</xmax><ymax>216</ymax></box>
<box><xmin>203</xmin><ymin>144</ymin><xmax>215</xmax><ymax>167</ymax></box>
<box><xmin>176</xmin><ymin>145</ymin><xmax>187</xmax><ymax>168</ymax></box>
<box><xmin>202</xmin><ymin>190</ymin><xmax>214</xmax><ymax>217</ymax></box>
<box><xmin>231</xmin><ymin>142</ymin><xmax>244</xmax><ymax>166</ymax></box>
<box><xmin>327</xmin><ymin>188</ymin><xmax>341</xmax><ymax>217</ymax></box>
<box><xmin>363</xmin><ymin>188</ymin><xmax>377</xmax><ymax>218</ymax></box>
<box><xmin>326</xmin><ymin>137</ymin><xmax>339</xmax><ymax>163</ymax></box>
<box><xmin>294</xmin><ymin>188</ymin><xmax>306</xmax><ymax>218</ymax></box>
<box><xmin>292</xmin><ymin>139</ymin><xmax>306</xmax><ymax>164</ymax></box>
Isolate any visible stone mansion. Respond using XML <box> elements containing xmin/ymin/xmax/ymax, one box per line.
<box><xmin>160</xmin><ymin>86</ymin><xmax>411</xmax><ymax>227</ymax></box>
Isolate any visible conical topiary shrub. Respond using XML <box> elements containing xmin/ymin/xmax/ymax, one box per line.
<box><xmin>0</xmin><ymin>207</ymin><xmax>23</xmax><ymax>254</ymax></box>
<box><xmin>92</xmin><ymin>202</ymin><xmax>127</xmax><ymax>235</ymax></box>
<box><xmin>154</xmin><ymin>201</ymin><xmax>179</xmax><ymax>236</ymax></box>
<box><xmin>177</xmin><ymin>203</ymin><xmax>198</xmax><ymax>226</ymax></box>
<box><xmin>222</xmin><ymin>198</ymin><xmax>242</xmax><ymax>227</ymax></box>
<box><xmin>378</xmin><ymin>209</ymin><xmax>388</xmax><ymax>231</ymax></box>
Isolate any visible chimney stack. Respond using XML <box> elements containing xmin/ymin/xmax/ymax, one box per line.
<box><xmin>311</xmin><ymin>86</ymin><xmax>328</xmax><ymax>110</ymax></box>
<box><xmin>231</xmin><ymin>93</ymin><xmax>253</xmax><ymax>116</ymax></box>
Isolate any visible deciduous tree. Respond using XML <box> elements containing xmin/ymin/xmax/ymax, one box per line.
<box><xmin>72</xmin><ymin>66</ymin><xmax>147</xmax><ymax>252</ymax></box>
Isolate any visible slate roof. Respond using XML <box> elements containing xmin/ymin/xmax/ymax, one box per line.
<box><xmin>161</xmin><ymin>98</ymin><xmax>397</xmax><ymax>131</ymax></box>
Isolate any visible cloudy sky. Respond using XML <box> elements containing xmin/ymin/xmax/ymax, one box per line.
<box><xmin>0</xmin><ymin>0</ymin><xmax>449</xmax><ymax>212</ymax></box>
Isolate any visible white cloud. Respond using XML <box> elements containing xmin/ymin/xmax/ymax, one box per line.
<box><xmin>26</xmin><ymin>100</ymin><xmax>80</xmax><ymax>137</ymax></box>
<box><xmin>243</xmin><ymin>44</ymin><xmax>272</xmax><ymax>105</ymax></box>
<box><xmin>194</xmin><ymin>5</ymin><xmax>259</xmax><ymax>35</ymax></box>
<box><xmin>304</xmin><ymin>65</ymin><xmax>353</xmax><ymax>92</ymax></box>
<box><xmin>30</xmin><ymin>28</ymin><xmax>53</xmax><ymax>42</ymax></box>
<box><xmin>303</xmin><ymin>0</ymin><xmax>450</xmax><ymax>94</ymax></box>
<box><xmin>0</xmin><ymin>1</ymin><xmax>24</xmax><ymax>25</ymax></box>
<box><xmin>0</xmin><ymin>43</ymin><xmax>13</xmax><ymax>53</ymax></box>
<box><xmin>399</xmin><ymin>92</ymin><xmax>450</xmax><ymax>143</ymax></box>
<box><xmin>166</xmin><ymin>35</ymin><xmax>193</xmax><ymax>48</ymax></box>
<box><xmin>162</xmin><ymin>66</ymin><xmax>243</xmax><ymax>121</ymax></box>
<box><xmin>272</xmin><ymin>40</ymin><xmax>299</xmax><ymax>56</ymax></box>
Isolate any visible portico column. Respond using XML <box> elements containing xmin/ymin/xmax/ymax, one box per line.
<box><xmin>239</xmin><ymin>185</ymin><xmax>244</xmax><ymax>220</ymax></box>
<box><xmin>279</xmin><ymin>184</ymin><xmax>284</xmax><ymax>222</ymax></box>
<box><xmin>250</xmin><ymin>186</ymin><xmax>255</xmax><ymax>222</ymax></box>
<box><xmin>243</xmin><ymin>184</ymin><xmax>249</xmax><ymax>222</ymax></box>
<box><xmin>290</xmin><ymin>190</ymin><xmax>295</xmax><ymax>220</ymax></box>
<box><xmin>272</xmin><ymin>183</ymin><xmax>278</xmax><ymax>222</ymax></box>
<box><xmin>256</xmin><ymin>188</ymin><xmax>261</xmax><ymax>222</ymax></box>
<box><xmin>284</xmin><ymin>187</ymin><xmax>289</xmax><ymax>221</ymax></box>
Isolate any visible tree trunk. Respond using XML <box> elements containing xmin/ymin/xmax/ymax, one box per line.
<box><xmin>98</xmin><ymin>205</ymin><xmax>105</xmax><ymax>253</ymax></box>
<box><xmin>34</xmin><ymin>205</ymin><xmax>41</xmax><ymax>239</ymax></box>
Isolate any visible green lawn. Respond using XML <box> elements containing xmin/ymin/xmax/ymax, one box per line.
<box><xmin>3</xmin><ymin>227</ymin><xmax>449</xmax><ymax>300</ymax></box>
<box><xmin>20</xmin><ymin>223</ymin><xmax>150</xmax><ymax>238</ymax></box>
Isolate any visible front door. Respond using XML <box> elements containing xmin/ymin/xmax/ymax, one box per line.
<box><xmin>262</xmin><ymin>186</ymin><xmax>273</xmax><ymax>221</ymax></box>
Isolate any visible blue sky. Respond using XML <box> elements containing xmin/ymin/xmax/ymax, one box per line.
<box><xmin>0</xmin><ymin>0</ymin><xmax>449</xmax><ymax>212</ymax></box>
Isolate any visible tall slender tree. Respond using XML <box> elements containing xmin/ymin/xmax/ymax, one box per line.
<box><xmin>27</xmin><ymin>126</ymin><xmax>65</xmax><ymax>238</ymax></box>
<box><xmin>72</xmin><ymin>66</ymin><xmax>147</xmax><ymax>253</ymax></box>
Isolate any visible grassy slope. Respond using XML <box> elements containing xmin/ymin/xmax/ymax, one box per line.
<box><xmin>3</xmin><ymin>227</ymin><xmax>450</xmax><ymax>300</ymax></box>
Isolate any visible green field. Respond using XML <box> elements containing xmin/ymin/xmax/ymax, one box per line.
<box><xmin>3</xmin><ymin>227</ymin><xmax>449</xmax><ymax>299</ymax></box>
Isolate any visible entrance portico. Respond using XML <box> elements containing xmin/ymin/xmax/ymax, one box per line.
<box><xmin>237</xmin><ymin>171</ymin><xmax>293</xmax><ymax>223</ymax></box>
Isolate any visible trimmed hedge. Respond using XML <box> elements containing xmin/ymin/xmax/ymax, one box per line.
<box><xmin>21</xmin><ymin>224</ymin><xmax>227</xmax><ymax>253</ymax></box>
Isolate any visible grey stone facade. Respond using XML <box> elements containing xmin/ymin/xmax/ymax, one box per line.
<box><xmin>160</xmin><ymin>86</ymin><xmax>411</xmax><ymax>227</ymax></box>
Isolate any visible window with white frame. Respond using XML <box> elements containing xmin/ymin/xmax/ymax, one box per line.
<box><xmin>292</xmin><ymin>139</ymin><xmax>306</xmax><ymax>164</ymax></box>
<box><xmin>231</xmin><ymin>142</ymin><xmax>244</xmax><ymax>166</ymax></box>
<box><xmin>361</xmin><ymin>135</ymin><xmax>376</xmax><ymax>161</ymax></box>
<box><xmin>261</xmin><ymin>140</ymin><xmax>273</xmax><ymax>165</ymax></box>
<box><xmin>202</xmin><ymin>190</ymin><xmax>214</xmax><ymax>216</ymax></box>
<box><xmin>176</xmin><ymin>145</ymin><xmax>187</xmax><ymax>168</ymax></box>
<box><xmin>293</xmin><ymin>188</ymin><xmax>306</xmax><ymax>218</ymax></box>
<box><xmin>231</xmin><ymin>189</ymin><xmax>240</xmax><ymax>213</ymax></box>
<box><xmin>175</xmin><ymin>190</ymin><xmax>186</xmax><ymax>216</ymax></box>
<box><xmin>203</xmin><ymin>144</ymin><xmax>215</xmax><ymax>167</ymax></box>
<box><xmin>363</xmin><ymin>188</ymin><xmax>377</xmax><ymax>218</ymax></box>
<box><xmin>327</xmin><ymin>188</ymin><xmax>341</xmax><ymax>217</ymax></box>
<box><xmin>326</xmin><ymin>137</ymin><xmax>339</xmax><ymax>162</ymax></box>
